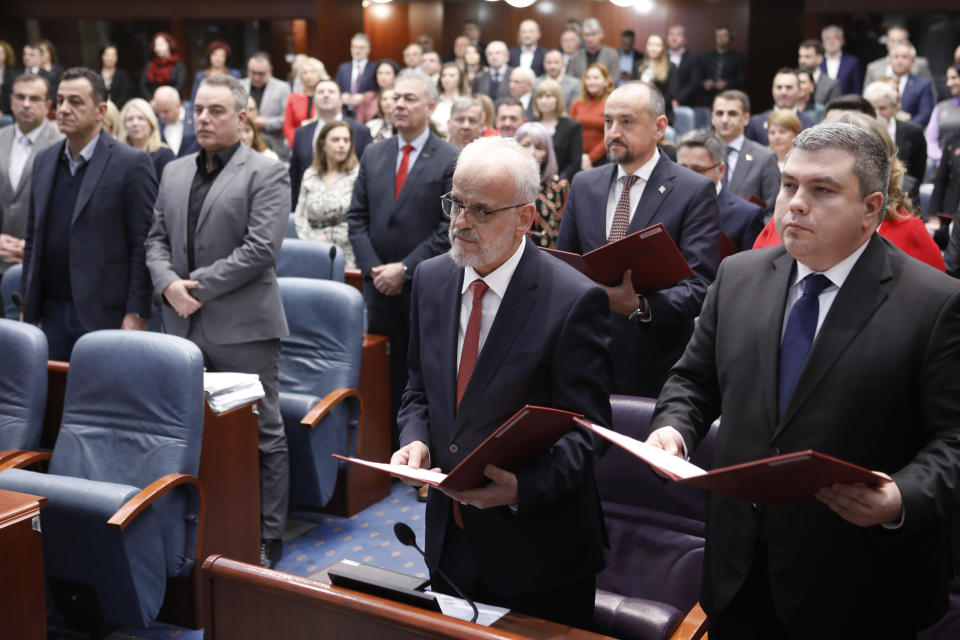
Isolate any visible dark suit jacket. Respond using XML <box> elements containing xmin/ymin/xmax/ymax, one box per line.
<box><xmin>652</xmin><ymin>236</ymin><xmax>960</xmax><ymax>635</ymax></box>
<box><xmin>932</xmin><ymin>132</ymin><xmax>960</xmax><ymax>275</ymax></box>
<box><xmin>696</xmin><ymin>49</ymin><xmax>746</xmax><ymax>105</ymax></box>
<box><xmin>335</xmin><ymin>60</ymin><xmax>378</xmax><ymax>96</ymax></box>
<box><xmin>398</xmin><ymin>238</ymin><xmax>614</xmax><ymax>596</ymax></box>
<box><xmin>509</xmin><ymin>46</ymin><xmax>547</xmax><ymax>77</ymax></box>
<box><xmin>472</xmin><ymin>67</ymin><xmax>513</xmax><ymax>100</ymax></box>
<box><xmin>0</xmin><ymin>67</ymin><xmax>15</xmax><ymax>115</ymax></box>
<box><xmin>289</xmin><ymin>117</ymin><xmax>372</xmax><ymax>208</ymax></box>
<box><xmin>745</xmin><ymin>109</ymin><xmax>817</xmax><ymax>146</ymax></box>
<box><xmin>895</xmin><ymin>120</ymin><xmax>927</xmax><ymax>208</ymax></box>
<box><xmin>556</xmin><ymin>154</ymin><xmax>721</xmax><ymax>397</ymax></box>
<box><xmin>22</xmin><ymin>130</ymin><xmax>156</xmax><ymax>327</ymax></box>
<box><xmin>821</xmin><ymin>53</ymin><xmax>862</xmax><ymax>96</ymax></box>
<box><xmin>150</xmin><ymin>147</ymin><xmax>176</xmax><ymax>181</ymax></box>
<box><xmin>900</xmin><ymin>74</ymin><xmax>936</xmax><ymax>127</ymax></box>
<box><xmin>553</xmin><ymin>117</ymin><xmax>583</xmax><ymax>183</ymax></box>
<box><xmin>158</xmin><ymin>105</ymin><xmax>201</xmax><ymax>159</ymax></box>
<box><xmin>106</xmin><ymin>69</ymin><xmax>135</xmax><ymax>111</ymax></box>
<box><xmin>717</xmin><ymin>187</ymin><xmax>763</xmax><ymax>251</ymax></box>
<box><xmin>674</xmin><ymin>50</ymin><xmax>699</xmax><ymax>106</ymax></box>
<box><xmin>725</xmin><ymin>138</ymin><xmax>781</xmax><ymax>218</ymax></box>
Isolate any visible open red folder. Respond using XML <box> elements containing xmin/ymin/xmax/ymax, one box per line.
<box><xmin>541</xmin><ymin>223</ymin><xmax>693</xmax><ymax>294</ymax></box>
<box><xmin>577</xmin><ymin>419</ymin><xmax>891</xmax><ymax>505</ymax></box>
<box><xmin>334</xmin><ymin>406</ymin><xmax>582</xmax><ymax>491</ymax></box>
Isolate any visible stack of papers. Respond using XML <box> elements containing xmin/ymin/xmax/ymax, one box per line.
<box><xmin>203</xmin><ymin>372</ymin><xmax>264</xmax><ymax>414</ymax></box>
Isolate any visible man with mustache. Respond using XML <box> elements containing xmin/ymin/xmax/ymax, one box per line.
<box><xmin>21</xmin><ymin>67</ymin><xmax>154</xmax><ymax>359</ymax></box>
<box><xmin>391</xmin><ymin>135</ymin><xmax>614</xmax><ymax>627</ymax></box>
<box><xmin>556</xmin><ymin>81</ymin><xmax>720</xmax><ymax>397</ymax></box>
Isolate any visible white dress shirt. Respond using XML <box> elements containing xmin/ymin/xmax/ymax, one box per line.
<box><xmin>394</xmin><ymin>127</ymin><xmax>431</xmax><ymax>173</ymax></box>
<box><xmin>604</xmin><ymin>149</ymin><xmax>661</xmax><ymax>238</ymax></box>
<box><xmin>457</xmin><ymin>239</ymin><xmax>526</xmax><ymax>369</ymax></box>
<box><xmin>519</xmin><ymin>46</ymin><xmax>536</xmax><ymax>71</ymax></box>
<box><xmin>825</xmin><ymin>53</ymin><xmax>841</xmax><ymax>80</ymax></box>
<box><xmin>8</xmin><ymin>124</ymin><xmax>43</xmax><ymax>189</ymax></box>
<box><xmin>164</xmin><ymin>107</ymin><xmax>186</xmax><ymax>156</ymax></box>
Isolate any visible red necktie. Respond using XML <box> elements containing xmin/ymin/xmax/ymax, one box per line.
<box><xmin>608</xmin><ymin>174</ymin><xmax>639</xmax><ymax>242</ymax></box>
<box><xmin>395</xmin><ymin>144</ymin><xmax>414</xmax><ymax>199</ymax></box>
<box><xmin>456</xmin><ymin>279</ymin><xmax>489</xmax><ymax>408</ymax></box>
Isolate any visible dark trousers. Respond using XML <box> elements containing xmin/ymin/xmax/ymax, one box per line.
<box><xmin>364</xmin><ymin>284</ymin><xmax>411</xmax><ymax>449</ymax></box>
<box><xmin>39</xmin><ymin>299</ymin><xmax>87</xmax><ymax>361</ymax></box>
<box><xmin>431</xmin><ymin>517</ymin><xmax>596</xmax><ymax>630</ymax></box>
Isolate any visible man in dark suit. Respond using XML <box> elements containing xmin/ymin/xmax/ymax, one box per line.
<box><xmin>697</xmin><ymin>25</ymin><xmax>746</xmax><ymax>106</ymax></box>
<box><xmin>863</xmin><ymin>80</ymin><xmax>927</xmax><ymax>200</ymax></box>
<box><xmin>667</xmin><ymin>24</ymin><xmax>699</xmax><ymax>107</ymax></box>
<box><xmin>647</xmin><ymin>122</ymin><xmax>960</xmax><ymax>638</ymax></box>
<box><xmin>0</xmin><ymin>73</ymin><xmax>63</xmax><ymax>276</ymax></box>
<box><xmin>616</xmin><ymin>30</ymin><xmax>644</xmax><ymax>84</ymax></box>
<box><xmin>336</xmin><ymin>33</ymin><xmax>377</xmax><ymax>119</ymax></box>
<box><xmin>153</xmin><ymin>86</ymin><xmax>200</xmax><ymax>158</ymax></box>
<box><xmin>889</xmin><ymin>42</ymin><xmax>935</xmax><ymax>127</ymax></box>
<box><xmin>21</xmin><ymin>67</ymin><xmax>154</xmax><ymax>359</ymax></box>
<box><xmin>677</xmin><ymin>129</ymin><xmax>763</xmax><ymax>252</ymax></box>
<box><xmin>289</xmin><ymin>79</ymin><xmax>372</xmax><ymax>208</ymax></box>
<box><xmin>347</xmin><ymin>70</ymin><xmax>459</xmax><ymax>441</ymax></box>
<box><xmin>472</xmin><ymin>41</ymin><xmax>512</xmax><ymax>100</ymax></box>
<box><xmin>798</xmin><ymin>41</ymin><xmax>840</xmax><ymax>107</ymax></box>
<box><xmin>745</xmin><ymin>68</ymin><xmax>817</xmax><ymax>146</ymax></box>
<box><xmin>145</xmin><ymin>73</ymin><xmax>291</xmax><ymax>570</ymax></box>
<box><xmin>820</xmin><ymin>25</ymin><xmax>862</xmax><ymax>96</ymax></box>
<box><xmin>712</xmin><ymin>90</ymin><xmax>781</xmax><ymax>220</ymax></box>
<box><xmin>508</xmin><ymin>19</ymin><xmax>547</xmax><ymax>78</ymax></box>
<box><xmin>556</xmin><ymin>82</ymin><xmax>720</xmax><ymax>398</ymax></box>
<box><xmin>391</xmin><ymin>135</ymin><xmax>614</xmax><ymax>628</ymax></box>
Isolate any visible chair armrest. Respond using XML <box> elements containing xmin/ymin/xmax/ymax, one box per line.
<box><xmin>669</xmin><ymin>602</ymin><xmax>707</xmax><ymax>640</ymax></box>
<box><xmin>301</xmin><ymin>388</ymin><xmax>363</xmax><ymax>428</ymax></box>
<box><xmin>0</xmin><ymin>450</ymin><xmax>51</xmax><ymax>470</ymax></box>
<box><xmin>48</xmin><ymin>360</ymin><xmax>69</xmax><ymax>373</ymax></box>
<box><xmin>108</xmin><ymin>473</ymin><xmax>204</xmax><ymax>535</ymax></box>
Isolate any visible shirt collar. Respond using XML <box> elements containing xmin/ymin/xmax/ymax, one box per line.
<box><xmin>196</xmin><ymin>140</ymin><xmax>241</xmax><ymax>175</ymax></box>
<box><xmin>63</xmin><ymin>131</ymin><xmax>100</xmax><ymax>165</ymax></box>
<box><xmin>792</xmin><ymin>236</ymin><xmax>872</xmax><ymax>290</ymax></box>
<box><xmin>461</xmin><ymin>237</ymin><xmax>526</xmax><ymax>298</ymax></box>
<box><xmin>728</xmin><ymin>134</ymin><xmax>745</xmax><ymax>152</ymax></box>
<box><xmin>15</xmin><ymin>122</ymin><xmax>44</xmax><ymax>145</ymax></box>
<box><xmin>616</xmin><ymin>148</ymin><xmax>660</xmax><ymax>183</ymax></box>
<box><xmin>399</xmin><ymin>126</ymin><xmax>430</xmax><ymax>150</ymax></box>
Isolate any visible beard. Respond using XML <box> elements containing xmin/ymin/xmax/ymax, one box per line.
<box><xmin>448</xmin><ymin>222</ymin><xmax>517</xmax><ymax>270</ymax></box>
<box><xmin>606</xmin><ymin>139</ymin><xmax>636</xmax><ymax>166</ymax></box>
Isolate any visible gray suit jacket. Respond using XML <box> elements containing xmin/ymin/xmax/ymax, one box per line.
<box><xmin>536</xmin><ymin>73</ymin><xmax>581</xmax><ymax>113</ymax></box>
<box><xmin>146</xmin><ymin>144</ymin><xmax>290</xmax><ymax>345</ymax></box>
<box><xmin>0</xmin><ymin>120</ymin><xmax>63</xmax><ymax>273</ymax></box>
<box><xmin>566</xmin><ymin>46</ymin><xmax>621</xmax><ymax>84</ymax></box>
<box><xmin>241</xmin><ymin>76</ymin><xmax>291</xmax><ymax>159</ymax></box>
<box><xmin>864</xmin><ymin>55</ymin><xmax>933</xmax><ymax>87</ymax></box>
<box><xmin>813</xmin><ymin>74</ymin><xmax>841</xmax><ymax>106</ymax></box>
<box><xmin>726</xmin><ymin>138</ymin><xmax>780</xmax><ymax>218</ymax></box>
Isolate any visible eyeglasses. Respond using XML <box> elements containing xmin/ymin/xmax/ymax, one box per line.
<box><xmin>684</xmin><ymin>162</ymin><xmax>721</xmax><ymax>175</ymax></box>
<box><xmin>441</xmin><ymin>192</ymin><xmax>528</xmax><ymax>226</ymax></box>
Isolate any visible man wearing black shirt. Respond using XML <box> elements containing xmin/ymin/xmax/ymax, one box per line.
<box><xmin>697</xmin><ymin>25</ymin><xmax>746</xmax><ymax>106</ymax></box>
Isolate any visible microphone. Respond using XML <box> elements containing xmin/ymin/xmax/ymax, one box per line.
<box><xmin>393</xmin><ymin>522</ymin><xmax>479</xmax><ymax>624</ymax></box>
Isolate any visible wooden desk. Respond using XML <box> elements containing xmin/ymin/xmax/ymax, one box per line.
<box><xmin>202</xmin><ymin>555</ymin><xmax>615</xmax><ymax>640</ymax></box>
<box><xmin>0</xmin><ymin>489</ymin><xmax>47</xmax><ymax>639</ymax></box>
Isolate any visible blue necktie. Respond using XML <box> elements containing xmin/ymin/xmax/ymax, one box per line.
<box><xmin>778</xmin><ymin>273</ymin><xmax>832</xmax><ymax>417</ymax></box>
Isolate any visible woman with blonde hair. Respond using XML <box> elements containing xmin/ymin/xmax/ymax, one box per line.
<box><xmin>284</xmin><ymin>57</ymin><xmax>330</xmax><ymax>147</ymax></box>
<box><xmin>533</xmin><ymin>79</ymin><xmax>582</xmax><ymax>182</ymax></box>
<box><xmin>294</xmin><ymin>121</ymin><xmax>360</xmax><ymax>268</ymax></box>
<box><xmin>766</xmin><ymin>109</ymin><xmax>802</xmax><ymax>170</ymax></box>
<box><xmin>240</xmin><ymin>112</ymin><xmax>279</xmax><ymax>161</ymax></box>
<box><xmin>102</xmin><ymin>100</ymin><xmax>123</xmax><ymax>139</ymax></box>
<box><xmin>119</xmin><ymin>98</ymin><xmax>175</xmax><ymax>178</ymax></box>
<box><xmin>635</xmin><ymin>34</ymin><xmax>678</xmax><ymax>123</ymax></box>
<box><xmin>570</xmin><ymin>63</ymin><xmax>613</xmax><ymax>170</ymax></box>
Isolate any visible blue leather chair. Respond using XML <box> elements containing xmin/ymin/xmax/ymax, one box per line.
<box><xmin>0</xmin><ymin>330</ymin><xmax>206</xmax><ymax>629</ymax></box>
<box><xmin>279</xmin><ymin>278</ymin><xmax>363</xmax><ymax>510</ymax></box>
<box><xmin>0</xmin><ymin>318</ymin><xmax>47</xmax><ymax>458</ymax></box>
<box><xmin>1</xmin><ymin>263</ymin><xmax>22</xmax><ymax>320</ymax></box>
<box><xmin>286</xmin><ymin>212</ymin><xmax>298</xmax><ymax>239</ymax></box>
<box><xmin>592</xmin><ymin>395</ymin><xmax>716</xmax><ymax>640</ymax></box>
<box><xmin>277</xmin><ymin>238</ymin><xmax>346</xmax><ymax>282</ymax></box>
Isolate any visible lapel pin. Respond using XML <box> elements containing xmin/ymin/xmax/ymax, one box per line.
<box><xmin>658</xmin><ymin>185</ymin><xmax>665</xmax><ymax>194</ymax></box>
<box><xmin>745</xmin><ymin>153</ymin><xmax>753</xmax><ymax>161</ymax></box>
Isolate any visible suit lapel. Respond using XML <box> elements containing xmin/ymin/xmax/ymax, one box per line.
<box><xmin>0</xmin><ymin>129</ymin><xmax>11</xmax><ymax>191</ymax></box>
<box><xmin>197</xmin><ymin>145</ymin><xmax>247</xmax><ymax>231</ymax></box>
<box><xmin>452</xmin><ymin>239</ymin><xmax>539</xmax><ymax>436</ymax></box>
<box><xmin>31</xmin><ymin>139</ymin><xmax>63</xmax><ymax>233</ymax></box>
<box><xmin>728</xmin><ymin>140</ymin><xmax>754</xmax><ymax>194</ymax></box>
<box><xmin>72</xmin><ymin>130</ymin><xmax>112</xmax><ymax>225</ymax></box>
<box><xmin>15</xmin><ymin>122</ymin><xmax>58</xmax><ymax>198</ymax></box>
<box><xmin>774</xmin><ymin>236</ymin><xmax>892</xmax><ymax>438</ymax></box>
<box><xmin>628</xmin><ymin>155</ymin><xmax>675</xmax><ymax>233</ymax></box>
<box><xmin>759</xmin><ymin>250</ymin><xmax>795</xmax><ymax>433</ymax></box>
<box><xmin>393</xmin><ymin>134</ymin><xmax>435</xmax><ymax>213</ymax></box>
<box><xmin>437</xmin><ymin>262</ymin><xmax>464</xmax><ymax>424</ymax></box>
<box><xmin>586</xmin><ymin>164</ymin><xmax>617</xmax><ymax>249</ymax></box>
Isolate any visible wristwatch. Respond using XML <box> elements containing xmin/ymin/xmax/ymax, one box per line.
<box><xmin>628</xmin><ymin>295</ymin><xmax>650</xmax><ymax>322</ymax></box>
<box><xmin>401</xmin><ymin>263</ymin><xmax>410</xmax><ymax>279</ymax></box>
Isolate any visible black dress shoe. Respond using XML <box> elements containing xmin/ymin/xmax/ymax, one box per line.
<box><xmin>260</xmin><ymin>538</ymin><xmax>283</xmax><ymax>569</ymax></box>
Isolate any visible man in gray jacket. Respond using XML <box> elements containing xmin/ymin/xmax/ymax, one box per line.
<box><xmin>241</xmin><ymin>52</ymin><xmax>290</xmax><ymax>160</ymax></box>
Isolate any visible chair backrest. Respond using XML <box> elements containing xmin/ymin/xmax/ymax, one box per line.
<box><xmin>278</xmin><ymin>278</ymin><xmax>364</xmax><ymax>399</ymax></box>
<box><xmin>277</xmin><ymin>238</ymin><xmax>346</xmax><ymax>282</ymax></box>
<box><xmin>0</xmin><ymin>318</ymin><xmax>47</xmax><ymax>451</ymax></box>
<box><xmin>286</xmin><ymin>212</ymin><xmax>298</xmax><ymax>239</ymax></box>
<box><xmin>595</xmin><ymin>394</ymin><xmax>719</xmax><ymax>613</ymax></box>
<box><xmin>49</xmin><ymin>330</ymin><xmax>205</xmax><ymax>485</ymax></box>
<box><xmin>1</xmin><ymin>264</ymin><xmax>23</xmax><ymax>320</ymax></box>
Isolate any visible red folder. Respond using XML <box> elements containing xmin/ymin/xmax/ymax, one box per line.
<box><xmin>542</xmin><ymin>223</ymin><xmax>693</xmax><ymax>294</ymax></box>
<box><xmin>335</xmin><ymin>405</ymin><xmax>583</xmax><ymax>491</ymax></box>
<box><xmin>579</xmin><ymin>419</ymin><xmax>890</xmax><ymax>505</ymax></box>
<box><xmin>719</xmin><ymin>232</ymin><xmax>739</xmax><ymax>259</ymax></box>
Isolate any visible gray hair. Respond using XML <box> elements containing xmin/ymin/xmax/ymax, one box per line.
<box><xmin>457</xmin><ymin>136</ymin><xmax>539</xmax><ymax>205</ymax></box>
<box><xmin>863</xmin><ymin>81</ymin><xmax>898</xmax><ymax>106</ymax></box>
<box><xmin>821</xmin><ymin>25</ymin><xmax>843</xmax><ymax>40</ymax></box>
<box><xmin>511</xmin><ymin>67</ymin><xmax>536</xmax><ymax>85</ymax></box>
<box><xmin>351</xmin><ymin>33</ymin><xmax>371</xmax><ymax>45</ymax></box>
<box><xmin>450</xmin><ymin>96</ymin><xmax>481</xmax><ymax>115</ymax></box>
<box><xmin>582</xmin><ymin>18</ymin><xmax>603</xmax><ymax>35</ymax></box>
<box><xmin>791</xmin><ymin>122</ymin><xmax>889</xmax><ymax>200</ymax></box>
<box><xmin>199</xmin><ymin>73</ymin><xmax>248</xmax><ymax>112</ymax></box>
<box><xmin>677</xmin><ymin>128</ymin><xmax>725</xmax><ymax>164</ymax></box>
<box><xmin>486</xmin><ymin>41</ymin><xmax>508</xmax><ymax>56</ymax></box>
<box><xmin>890</xmin><ymin>41</ymin><xmax>916</xmax><ymax>57</ymax></box>
<box><xmin>396</xmin><ymin>69</ymin><xmax>438</xmax><ymax>103</ymax></box>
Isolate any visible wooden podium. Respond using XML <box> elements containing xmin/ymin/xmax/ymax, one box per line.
<box><xmin>202</xmin><ymin>555</ymin><xmax>616</xmax><ymax>640</ymax></box>
<box><xmin>0</xmin><ymin>489</ymin><xmax>47</xmax><ymax>639</ymax></box>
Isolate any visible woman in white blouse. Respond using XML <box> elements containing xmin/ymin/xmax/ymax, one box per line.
<box><xmin>431</xmin><ymin>62</ymin><xmax>470</xmax><ymax>139</ymax></box>
<box><xmin>294</xmin><ymin>120</ymin><xmax>360</xmax><ymax>268</ymax></box>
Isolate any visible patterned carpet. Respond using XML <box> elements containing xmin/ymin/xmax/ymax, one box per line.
<box><xmin>49</xmin><ymin>481</ymin><xmax>427</xmax><ymax>640</ymax></box>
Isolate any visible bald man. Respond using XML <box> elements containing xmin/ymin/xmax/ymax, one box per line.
<box><xmin>152</xmin><ymin>85</ymin><xmax>199</xmax><ymax>157</ymax></box>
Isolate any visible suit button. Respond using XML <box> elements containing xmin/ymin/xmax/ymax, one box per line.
<box><xmin>449</xmin><ymin>443</ymin><xmax>459</xmax><ymax>454</ymax></box>
<box><xmin>770</xmin><ymin>446</ymin><xmax>781</xmax><ymax>456</ymax></box>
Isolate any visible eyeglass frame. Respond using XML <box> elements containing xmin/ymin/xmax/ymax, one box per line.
<box><xmin>440</xmin><ymin>191</ymin><xmax>530</xmax><ymax>226</ymax></box>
